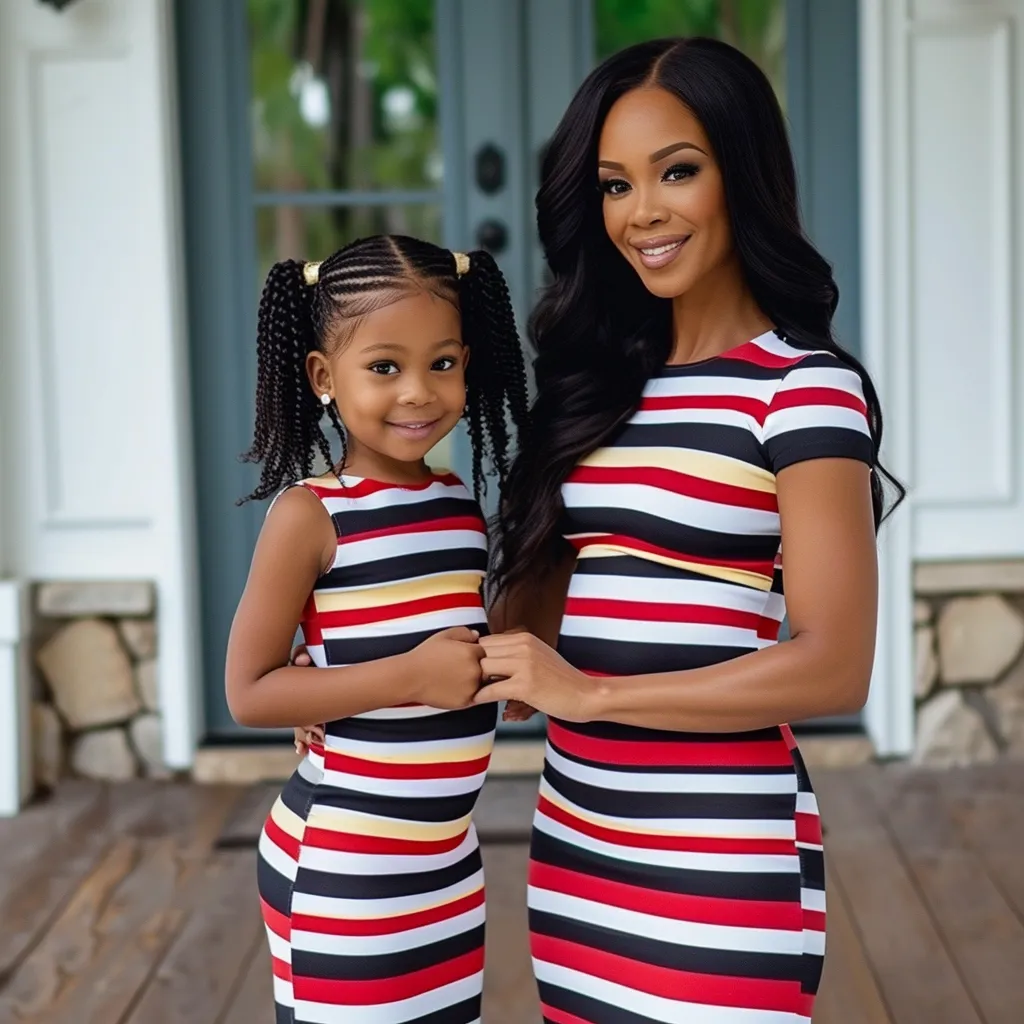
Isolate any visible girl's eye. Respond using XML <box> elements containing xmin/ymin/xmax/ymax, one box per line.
<box><xmin>432</xmin><ymin>356</ymin><xmax>457</xmax><ymax>371</ymax></box>
<box><xmin>599</xmin><ymin>177</ymin><xmax>631</xmax><ymax>196</ymax></box>
<box><xmin>369</xmin><ymin>361</ymin><xmax>399</xmax><ymax>375</ymax></box>
<box><xmin>664</xmin><ymin>162</ymin><xmax>699</xmax><ymax>182</ymax></box>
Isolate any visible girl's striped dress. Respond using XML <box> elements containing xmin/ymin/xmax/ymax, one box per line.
<box><xmin>257</xmin><ymin>471</ymin><xmax>496</xmax><ymax>1024</ymax></box>
<box><xmin>531</xmin><ymin>330</ymin><xmax>874</xmax><ymax>1024</ymax></box>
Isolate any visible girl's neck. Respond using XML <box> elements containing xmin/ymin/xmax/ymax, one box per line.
<box><xmin>339</xmin><ymin>443</ymin><xmax>434</xmax><ymax>487</ymax></box>
<box><xmin>668</xmin><ymin>256</ymin><xmax>772</xmax><ymax>365</ymax></box>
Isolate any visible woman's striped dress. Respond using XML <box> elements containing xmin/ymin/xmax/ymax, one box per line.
<box><xmin>257</xmin><ymin>471</ymin><xmax>496</xmax><ymax>1024</ymax></box>
<box><xmin>530</xmin><ymin>330</ymin><xmax>874</xmax><ymax>1024</ymax></box>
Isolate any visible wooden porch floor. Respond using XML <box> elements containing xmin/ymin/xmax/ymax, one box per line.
<box><xmin>1</xmin><ymin>762</ymin><xmax>1022</xmax><ymax>1023</ymax></box>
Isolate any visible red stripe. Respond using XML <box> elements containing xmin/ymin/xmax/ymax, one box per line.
<box><xmin>548</xmin><ymin>720</ymin><xmax>795</xmax><ymax>769</ymax></box>
<box><xmin>804</xmin><ymin>909</ymin><xmax>827</xmax><ymax>932</ymax></box>
<box><xmin>757</xmin><ymin>617</ymin><xmax>781</xmax><ymax>641</ymax></box>
<box><xmin>769</xmin><ymin>384</ymin><xmax>867</xmax><ymax>417</ymax></box>
<box><xmin>323</xmin><ymin>750</ymin><xmax>491</xmax><ymax>780</ymax></box>
<box><xmin>300</xmin><ymin>593</ymin><xmax>323</xmax><ymax>645</ymax></box>
<box><xmin>271</xmin><ymin>955</ymin><xmax>292</xmax><ymax>981</ymax></box>
<box><xmin>640</xmin><ymin>393</ymin><xmax>769</xmax><ymax>425</ymax></box>
<box><xmin>539</xmin><ymin>1005</ymin><xmax>595</xmax><ymax>1024</ymax></box>
<box><xmin>292</xmin><ymin>888</ymin><xmax>484</xmax><ymax>937</ymax></box>
<box><xmin>295</xmin><ymin>948</ymin><xmax>483</xmax><ymax>1004</ymax></box>
<box><xmin>795</xmin><ymin>811</ymin><xmax>822</xmax><ymax>846</ymax></box>
<box><xmin>262</xmin><ymin>813</ymin><xmax>301</xmax><ymax>861</ymax></box>
<box><xmin>569</xmin><ymin>534</ymin><xmax>776</xmax><ymax>581</ymax></box>
<box><xmin>536</xmin><ymin>794</ymin><xmax>798</xmax><ymax>857</ymax></box>
<box><xmin>733</xmin><ymin>341</ymin><xmax>805</xmax><ymax>369</ymax></box>
<box><xmin>260</xmin><ymin>896</ymin><xmax>292</xmax><ymax>940</ymax></box>
<box><xmin>302</xmin><ymin>472</ymin><xmax>462</xmax><ymax>500</ymax></box>
<box><xmin>564</xmin><ymin>597</ymin><xmax>764</xmax><ymax>632</ymax></box>
<box><xmin>529</xmin><ymin>860</ymin><xmax>803</xmax><ymax>930</ymax></box>
<box><xmin>532</xmin><ymin>934</ymin><xmax>812</xmax><ymax>1015</ymax></box>
<box><xmin>302</xmin><ymin>825</ymin><xmax>469</xmax><ymax>856</ymax></box>
<box><xmin>569</xmin><ymin>465</ymin><xmax>778</xmax><ymax>512</ymax></box>
<box><xmin>316</xmin><ymin>591</ymin><xmax>481</xmax><ymax>629</ymax></box>
<box><xmin>341</xmin><ymin>514</ymin><xmax>485</xmax><ymax>545</ymax></box>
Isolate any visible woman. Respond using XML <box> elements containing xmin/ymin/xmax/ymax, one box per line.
<box><xmin>475</xmin><ymin>37</ymin><xmax>902</xmax><ymax>1024</ymax></box>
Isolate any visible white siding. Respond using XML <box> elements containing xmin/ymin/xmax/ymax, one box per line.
<box><xmin>0</xmin><ymin>0</ymin><xmax>200</xmax><ymax>767</ymax></box>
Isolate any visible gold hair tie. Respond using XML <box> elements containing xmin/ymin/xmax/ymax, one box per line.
<box><xmin>302</xmin><ymin>261</ymin><xmax>322</xmax><ymax>287</ymax></box>
<box><xmin>452</xmin><ymin>252</ymin><xmax>471</xmax><ymax>278</ymax></box>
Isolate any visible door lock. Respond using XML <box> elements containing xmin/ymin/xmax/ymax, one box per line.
<box><xmin>475</xmin><ymin>219</ymin><xmax>509</xmax><ymax>254</ymax></box>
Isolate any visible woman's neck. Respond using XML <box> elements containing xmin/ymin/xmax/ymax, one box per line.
<box><xmin>668</xmin><ymin>258</ymin><xmax>772</xmax><ymax>365</ymax></box>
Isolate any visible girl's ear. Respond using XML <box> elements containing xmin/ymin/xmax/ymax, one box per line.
<box><xmin>460</xmin><ymin>344</ymin><xmax>470</xmax><ymax>371</ymax></box>
<box><xmin>306</xmin><ymin>351</ymin><xmax>332</xmax><ymax>401</ymax></box>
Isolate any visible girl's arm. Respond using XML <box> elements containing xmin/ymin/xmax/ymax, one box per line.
<box><xmin>226</xmin><ymin>487</ymin><xmax>482</xmax><ymax>728</ymax></box>
<box><xmin>475</xmin><ymin>458</ymin><xmax>878</xmax><ymax>730</ymax></box>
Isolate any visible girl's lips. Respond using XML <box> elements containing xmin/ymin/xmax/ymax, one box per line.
<box><xmin>387</xmin><ymin>420</ymin><xmax>440</xmax><ymax>441</ymax></box>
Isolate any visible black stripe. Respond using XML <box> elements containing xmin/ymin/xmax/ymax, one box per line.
<box><xmin>278</xmin><ymin>769</ymin><xmax>318</xmax><ymax>820</ymax></box>
<box><xmin>799</xmin><ymin>846</ymin><xmax>826</xmax><ymax>890</ymax></box>
<box><xmin>292</xmin><ymin>923</ymin><xmax>484</xmax><ymax>981</ymax></box>
<box><xmin>324</xmin><ymin>617</ymin><xmax>489</xmax><ymax>665</ymax></box>
<box><xmin>542</xmin><ymin>762</ymin><xmax>796</xmax><ymax>820</ymax></box>
<box><xmin>658</xmin><ymin>358</ymin><xmax>792</xmax><ymax>382</ymax></box>
<box><xmin>530</xmin><ymin>829</ymin><xmax>801</xmax><ymax>903</ymax></box>
<box><xmin>312</xmin><ymin>786</ymin><xmax>485</xmax><ymax>823</ymax></box>
<box><xmin>333</xmin><ymin>496</ymin><xmax>484</xmax><ymax>537</ymax></box>
<box><xmin>615</xmin><ymin>421</ymin><xmax>769</xmax><ymax>469</ymax></box>
<box><xmin>256</xmin><ymin>848</ymin><xmax>295</xmax><ymax>917</ymax></box>
<box><xmin>529</xmin><ymin>908</ymin><xmax>806</xmax><ymax>983</ymax></box>
<box><xmin>557</xmin><ymin>635</ymin><xmax>756</xmax><ymax>676</ymax></box>
<box><xmin>321</xmin><ymin>548</ymin><xmax>488</xmax><ymax>590</ymax></box>
<box><xmin>537</xmin><ymin>981</ymin><xmax>685</xmax><ymax>1024</ymax></box>
<box><xmin>553</xmin><ymin>720</ymin><xmax>786</xmax><ymax>745</ymax></box>
<box><xmin>767</xmin><ymin>428</ymin><xmax>874</xmax><ymax>473</ymax></box>
<box><xmin>295</xmin><ymin>847</ymin><xmax>481</xmax><ymax>900</ymax></box>
<box><xmin>403</xmin><ymin>996</ymin><xmax>483</xmax><ymax>1024</ymax></box>
<box><xmin>572</xmin><ymin>555</ymin><xmax>766</xmax><ymax>588</ymax></box>
<box><xmin>326</xmin><ymin>702</ymin><xmax>497</xmax><ymax>743</ymax></box>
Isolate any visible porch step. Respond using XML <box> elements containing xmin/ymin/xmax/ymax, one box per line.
<box><xmin>193</xmin><ymin>733</ymin><xmax>874</xmax><ymax>785</ymax></box>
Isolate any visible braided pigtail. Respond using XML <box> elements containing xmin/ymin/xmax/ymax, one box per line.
<box><xmin>456</xmin><ymin>250</ymin><xmax>531</xmax><ymax>497</ymax></box>
<box><xmin>240</xmin><ymin>259</ymin><xmax>344</xmax><ymax>502</ymax></box>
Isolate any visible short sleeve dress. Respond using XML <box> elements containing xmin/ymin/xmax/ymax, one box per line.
<box><xmin>528</xmin><ymin>329</ymin><xmax>874</xmax><ymax>1024</ymax></box>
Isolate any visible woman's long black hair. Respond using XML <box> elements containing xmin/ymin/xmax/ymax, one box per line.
<box><xmin>240</xmin><ymin>234</ymin><xmax>530</xmax><ymax>503</ymax></box>
<box><xmin>492</xmin><ymin>37</ymin><xmax>904</xmax><ymax>598</ymax></box>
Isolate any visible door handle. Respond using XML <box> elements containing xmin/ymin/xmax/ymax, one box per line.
<box><xmin>475</xmin><ymin>219</ymin><xmax>509</xmax><ymax>254</ymax></box>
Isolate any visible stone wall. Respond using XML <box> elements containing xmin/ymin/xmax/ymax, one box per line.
<box><xmin>31</xmin><ymin>582</ymin><xmax>167</xmax><ymax>788</ymax></box>
<box><xmin>913</xmin><ymin>570</ymin><xmax>1024</xmax><ymax>766</ymax></box>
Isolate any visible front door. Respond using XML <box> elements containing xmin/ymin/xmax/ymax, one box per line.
<box><xmin>178</xmin><ymin>0</ymin><xmax>854</xmax><ymax>740</ymax></box>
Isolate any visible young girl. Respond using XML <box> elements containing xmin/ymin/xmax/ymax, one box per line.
<box><xmin>225</xmin><ymin>234</ymin><xmax>529</xmax><ymax>1024</ymax></box>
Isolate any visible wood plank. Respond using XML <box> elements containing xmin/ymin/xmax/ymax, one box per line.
<box><xmin>215</xmin><ymin>784</ymin><xmax>276</xmax><ymax>848</ymax></box>
<box><xmin>867</xmin><ymin>769</ymin><xmax>1024</xmax><ymax>1024</ymax></box>
<box><xmin>221</xmin><ymin>934</ymin><xmax>276</xmax><ymax>1024</ymax></box>
<box><xmin>0</xmin><ymin>784</ymin><xmax>240</xmax><ymax>1023</ymax></box>
<box><xmin>814</xmin><ymin>854</ymin><xmax>891</xmax><ymax>1024</ymax></box>
<box><xmin>813</xmin><ymin>768</ymin><xmax>982</xmax><ymax>1024</ymax></box>
<box><xmin>124</xmin><ymin>850</ymin><xmax>264</xmax><ymax>1024</ymax></box>
<box><xmin>476</xmin><ymin>777</ymin><xmax>536</xmax><ymax>842</ymax></box>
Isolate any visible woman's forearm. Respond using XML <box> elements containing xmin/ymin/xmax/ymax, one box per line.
<box><xmin>586</xmin><ymin>632</ymin><xmax>873</xmax><ymax>732</ymax></box>
<box><xmin>226</xmin><ymin>652</ymin><xmax>418</xmax><ymax>729</ymax></box>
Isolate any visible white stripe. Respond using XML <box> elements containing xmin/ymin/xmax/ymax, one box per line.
<box><xmin>643</xmin><ymin>375</ymin><xmax>778</xmax><ymax>401</ymax></box>
<box><xmin>315</xmin><ymin>568</ymin><xmax>483</xmax><ymax>597</ymax></box>
<box><xmin>319</xmin><ymin>766</ymin><xmax>487</xmax><ymax>798</ymax></box>
<box><xmin>630</xmin><ymin>407</ymin><xmax>761</xmax><ymax>431</ymax></box>
<box><xmin>538</xmin><ymin>778</ymin><xmax>796</xmax><ymax>839</ymax></box>
<box><xmin>763</xmin><ymin>404</ymin><xmax>869</xmax><ymax>441</ymax></box>
<box><xmin>320</xmin><ymin>731</ymin><xmax>493</xmax><ymax>759</ymax></box>
<box><xmin>352</xmin><ymin>704</ymin><xmax>450</xmax><ymax>720</ymax></box>
<box><xmin>773</xmin><ymin>363</ymin><xmax>864</xmax><ymax>394</ymax></box>
<box><xmin>272</xmin><ymin>974</ymin><xmax>295</xmax><ymax>1009</ymax></box>
<box><xmin>322</xmin><ymin>477</ymin><xmax>470</xmax><ymax>511</ymax></box>
<box><xmin>801</xmin><ymin>887</ymin><xmax>827</xmax><ymax>913</ymax></box>
<box><xmin>297</xmin><ymin>828</ymin><xmax>479</xmax><ymax>876</ymax></box>
<box><xmin>533</xmin><ymin>810</ymin><xmax>799</xmax><ymax>874</ymax></box>
<box><xmin>528</xmin><ymin>886</ymin><xmax>804</xmax><ymax>957</ymax></box>
<box><xmin>295</xmin><ymin>972</ymin><xmax>483</xmax><ymax>1024</ymax></box>
<box><xmin>560</xmin><ymin>614</ymin><xmax>773</xmax><ymax>649</ymax></box>
<box><xmin>291</xmin><ymin>868</ymin><xmax>484</xmax><ymax>919</ymax></box>
<box><xmin>292</xmin><ymin>901</ymin><xmax>485</xmax><ymax>956</ymax></box>
<box><xmin>804</xmin><ymin>929</ymin><xmax>826</xmax><ymax>956</ymax></box>
<box><xmin>333</xmin><ymin>529</ymin><xmax>485</xmax><ymax>568</ymax></box>
<box><xmin>796</xmin><ymin>792</ymin><xmax>819</xmax><ymax>816</ymax></box>
<box><xmin>532</xmin><ymin>961</ymin><xmax>806</xmax><ymax>1024</ymax></box>
<box><xmin>567</xmin><ymin>573</ymin><xmax>775</xmax><ymax>612</ymax></box>
<box><xmin>266</xmin><ymin>927</ymin><xmax>292</xmax><ymax>963</ymax></box>
<box><xmin>544</xmin><ymin>745</ymin><xmax>797</xmax><ymax>796</ymax></box>
<box><xmin>320</xmin><ymin>605</ymin><xmax>485</xmax><ymax>640</ymax></box>
<box><xmin>258</xmin><ymin>828</ymin><xmax>299</xmax><ymax>882</ymax></box>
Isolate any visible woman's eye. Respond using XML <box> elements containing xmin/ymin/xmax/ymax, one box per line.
<box><xmin>432</xmin><ymin>356</ymin><xmax>457</xmax><ymax>371</ymax></box>
<box><xmin>664</xmin><ymin>162</ymin><xmax>699</xmax><ymax>182</ymax></box>
<box><xmin>369</xmin><ymin>361</ymin><xmax>399</xmax><ymax>375</ymax></box>
<box><xmin>599</xmin><ymin>177</ymin><xmax>631</xmax><ymax>196</ymax></box>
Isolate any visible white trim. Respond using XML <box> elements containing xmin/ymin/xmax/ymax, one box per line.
<box><xmin>0</xmin><ymin>580</ymin><xmax>32</xmax><ymax>815</ymax></box>
<box><xmin>858</xmin><ymin>0</ymin><xmax>915</xmax><ymax>756</ymax></box>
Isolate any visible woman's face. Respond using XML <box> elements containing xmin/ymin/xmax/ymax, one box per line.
<box><xmin>598</xmin><ymin>86</ymin><xmax>735</xmax><ymax>300</ymax></box>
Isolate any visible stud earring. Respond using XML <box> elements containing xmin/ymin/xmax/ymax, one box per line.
<box><xmin>320</xmin><ymin>393</ymin><xmax>331</xmax><ymax>406</ymax></box>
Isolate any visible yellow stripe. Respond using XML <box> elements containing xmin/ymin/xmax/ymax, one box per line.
<box><xmin>308</xmin><ymin>807</ymin><xmax>473</xmax><ymax>840</ymax></box>
<box><xmin>323</xmin><ymin>736</ymin><xmax>494</xmax><ymax>765</ymax></box>
<box><xmin>577</xmin><ymin>544</ymin><xmax>773</xmax><ymax>591</ymax></box>
<box><xmin>314</xmin><ymin>573</ymin><xmax>484</xmax><ymax>612</ymax></box>
<box><xmin>580</xmin><ymin>446</ymin><xmax>777</xmax><ymax>494</ymax></box>
<box><xmin>269</xmin><ymin>796</ymin><xmax>306</xmax><ymax>840</ymax></box>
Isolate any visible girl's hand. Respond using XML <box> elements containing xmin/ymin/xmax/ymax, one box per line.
<box><xmin>474</xmin><ymin>632</ymin><xmax>592</xmax><ymax>723</ymax></box>
<box><xmin>408</xmin><ymin>627</ymin><xmax>485</xmax><ymax>709</ymax></box>
<box><xmin>290</xmin><ymin>644</ymin><xmax>314</xmax><ymax>668</ymax></box>
<box><xmin>293</xmin><ymin>724</ymin><xmax>324</xmax><ymax>756</ymax></box>
<box><xmin>502</xmin><ymin>700</ymin><xmax>539</xmax><ymax>723</ymax></box>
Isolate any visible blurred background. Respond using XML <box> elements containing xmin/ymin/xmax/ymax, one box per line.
<box><xmin>1</xmin><ymin>1</ymin><xmax>1023</xmax><ymax>1022</ymax></box>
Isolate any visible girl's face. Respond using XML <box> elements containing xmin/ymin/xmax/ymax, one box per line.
<box><xmin>307</xmin><ymin>290</ymin><xmax>467</xmax><ymax>473</ymax></box>
<box><xmin>597</xmin><ymin>86</ymin><xmax>735</xmax><ymax>300</ymax></box>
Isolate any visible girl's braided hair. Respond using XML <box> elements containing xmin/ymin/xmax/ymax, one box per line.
<box><xmin>240</xmin><ymin>234</ymin><xmax>530</xmax><ymax>503</ymax></box>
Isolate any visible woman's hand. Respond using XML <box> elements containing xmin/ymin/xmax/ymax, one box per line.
<box><xmin>474</xmin><ymin>632</ymin><xmax>592</xmax><ymax>723</ymax></box>
<box><xmin>502</xmin><ymin>699</ymin><xmax>538</xmax><ymax>723</ymax></box>
<box><xmin>293</xmin><ymin>724</ymin><xmax>324</xmax><ymax>756</ymax></box>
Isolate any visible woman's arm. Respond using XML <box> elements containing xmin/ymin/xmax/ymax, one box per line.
<box><xmin>226</xmin><ymin>487</ymin><xmax>482</xmax><ymax>728</ymax></box>
<box><xmin>475</xmin><ymin>458</ymin><xmax>878</xmax><ymax>731</ymax></box>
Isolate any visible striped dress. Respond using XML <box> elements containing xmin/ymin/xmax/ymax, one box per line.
<box><xmin>257</xmin><ymin>471</ymin><xmax>496</xmax><ymax>1024</ymax></box>
<box><xmin>530</xmin><ymin>330</ymin><xmax>874</xmax><ymax>1024</ymax></box>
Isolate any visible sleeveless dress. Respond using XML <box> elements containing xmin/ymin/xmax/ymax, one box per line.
<box><xmin>529</xmin><ymin>331</ymin><xmax>874</xmax><ymax>1024</ymax></box>
<box><xmin>256</xmin><ymin>470</ymin><xmax>496</xmax><ymax>1024</ymax></box>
